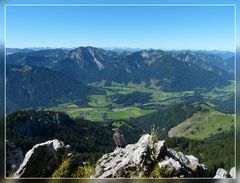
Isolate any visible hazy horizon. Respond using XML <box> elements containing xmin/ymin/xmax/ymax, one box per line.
<box><xmin>6</xmin><ymin>6</ymin><xmax>235</xmax><ymax>51</ymax></box>
<box><xmin>6</xmin><ymin>46</ymin><xmax>235</xmax><ymax>53</ymax></box>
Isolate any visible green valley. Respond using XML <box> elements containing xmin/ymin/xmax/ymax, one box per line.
<box><xmin>47</xmin><ymin>81</ymin><xmax>234</xmax><ymax>123</ymax></box>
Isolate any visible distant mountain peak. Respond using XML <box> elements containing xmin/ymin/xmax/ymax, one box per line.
<box><xmin>7</xmin><ymin>46</ymin><xmax>233</xmax><ymax>92</ymax></box>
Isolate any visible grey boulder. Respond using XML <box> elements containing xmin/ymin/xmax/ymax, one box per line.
<box><xmin>229</xmin><ymin>167</ymin><xmax>235</xmax><ymax>178</ymax></box>
<box><xmin>15</xmin><ymin>139</ymin><xmax>71</xmax><ymax>178</ymax></box>
<box><xmin>214</xmin><ymin>168</ymin><xmax>230</xmax><ymax>178</ymax></box>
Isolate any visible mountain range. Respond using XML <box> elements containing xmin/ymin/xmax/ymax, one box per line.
<box><xmin>7</xmin><ymin>46</ymin><xmax>233</xmax><ymax>92</ymax></box>
<box><xmin>6</xmin><ymin>64</ymin><xmax>104</xmax><ymax>113</ymax></box>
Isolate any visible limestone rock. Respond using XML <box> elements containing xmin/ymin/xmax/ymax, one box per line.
<box><xmin>214</xmin><ymin>168</ymin><xmax>230</xmax><ymax>178</ymax></box>
<box><xmin>158</xmin><ymin>158</ymin><xmax>181</xmax><ymax>177</ymax></box>
<box><xmin>15</xmin><ymin>139</ymin><xmax>71</xmax><ymax>177</ymax></box>
<box><xmin>167</xmin><ymin>148</ymin><xmax>208</xmax><ymax>177</ymax></box>
<box><xmin>229</xmin><ymin>167</ymin><xmax>235</xmax><ymax>178</ymax></box>
<box><xmin>94</xmin><ymin>134</ymin><xmax>208</xmax><ymax>178</ymax></box>
<box><xmin>94</xmin><ymin>134</ymin><xmax>156</xmax><ymax>178</ymax></box>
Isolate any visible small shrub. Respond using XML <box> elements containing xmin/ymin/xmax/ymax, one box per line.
<box><xmin>150</xmin><ymin>124</ymin><xmax>160</xmax><ymax>143</ymax></box>
<box><xmin>72</xmin><ymin>165</ymin><xmax>94</xmax><ymax>178</ymax></box>
<box><xmin>51</xmin><ymin>154</ymin><xmax>94</xmax><ymax>178</ymax></box>
<box><xmin>51</xmin><ymin>158</ymin><xmax>72</xmax><ymax>177</ymax></box>
<box><xmin>149</xmin><ymin>162</ymin><xmax>161</xmax><ymax>178</ymax></box>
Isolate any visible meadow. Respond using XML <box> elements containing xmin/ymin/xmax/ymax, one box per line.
<box><xmin>47</xmin><ymin>81</ymin><xmax>234</xmax><ymax>124</ymax></box>
<box><xmin>168</xmin><ymin>104</ymin><xmax>234</xmax><ymax>140</ymax></box>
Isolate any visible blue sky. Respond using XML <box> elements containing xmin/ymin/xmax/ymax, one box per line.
<box><xmin>6</xmin><ymin>5</ymin><xmax>235</xmax><ymax>51</ymax></box>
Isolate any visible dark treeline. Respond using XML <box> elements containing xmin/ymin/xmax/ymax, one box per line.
<box><xmin>166</xmin><ymin>128</ymin><xmax>234</xmax><ymax>177</ymax></box>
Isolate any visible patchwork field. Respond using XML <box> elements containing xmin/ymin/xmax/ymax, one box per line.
<box><xmin>47</xmin><ymin>102</ymin><xmax>156</xmax><ymax>122</ymax></box>
<box><xmin>47</xmin><ymin>81</ymin><xmax>234</xmax><ymax>123</ymax></box>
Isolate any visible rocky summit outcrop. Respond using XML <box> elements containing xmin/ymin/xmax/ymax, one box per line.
<box><xmin>94</xmin><ymin>134</ymin><xmax>208</xmax><ymax>178</ymax></box>
<box><xmin>15</xmin><ymin>139</ymin><xmax>71</xmax><ymax>177</ymax></box>
<box><xmin>6</xmin><ymin>141</ymin><xmax>24</xmax><ymax>176</ymax></box>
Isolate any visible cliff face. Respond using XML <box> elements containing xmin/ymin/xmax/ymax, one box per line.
<box><xmin>7</xmin><ymin>110</ymin><xmax>74</xmax><ymax>138</ymax></box>
<box><xmin>94</xmin><ymin>134</ymin><xmax>208</xmax><ymax>178</ymax></box>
